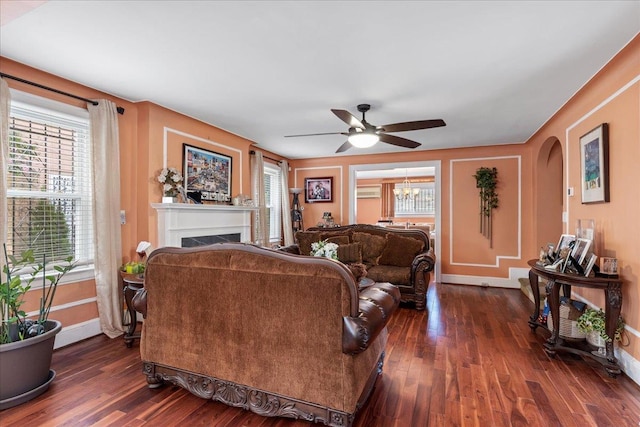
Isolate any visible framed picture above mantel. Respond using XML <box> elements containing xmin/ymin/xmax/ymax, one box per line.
<box><xmin>183</xmin><ymin>144</ymin><xmax>232</xmax><ymax>203</ymax></box>
<box><xmin>580</xmin><ymin>123</ymin><xmax>609</xmax><ymax>204</ymax></box>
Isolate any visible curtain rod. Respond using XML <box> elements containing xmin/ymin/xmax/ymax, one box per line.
<box><xmin>249</xmin><ymin>150</ymin><xmax>281</xmax><ymax>164</ymax></box>
<box><xmin>0</xmin><ymin>72</ymin><xmax>125</xmax><ymax>115</ymax></box>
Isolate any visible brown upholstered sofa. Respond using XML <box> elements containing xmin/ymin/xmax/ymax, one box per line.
<box><xmin>282</xmin><ymin>224</ymin><xmax>435</xmax><ymax>310</ymax></box>
<box><xmin>133</xmin><ymin>243</ymin><xmax>400</xmax><ymax>426</ymax></box>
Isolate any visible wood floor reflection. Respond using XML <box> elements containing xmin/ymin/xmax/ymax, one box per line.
<box><xmin>2</xmin><ymin>282</ymin><xmax>640</xmax><ymax>426</ymax></box>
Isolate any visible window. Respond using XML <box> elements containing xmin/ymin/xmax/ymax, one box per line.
<box><xmin>263</xmin><ymin>163</ymin><xmax>282</xmax><ymax>243</ymax></box>
<box><xmin>394</xmin><ymin>182</ymin><xmax>435</xmax><ymax>216</ymax></box>
<box><xmin>6</xmin><ymin>94</ymin><xmax>93</xmax><ymax>267</ymax></box>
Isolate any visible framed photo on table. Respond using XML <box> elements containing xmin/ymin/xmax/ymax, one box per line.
<box><xmin>571</xmin><ymin>238</ymin><xmax>592</xmax><ymax>265</ymax></box>
<box><xmin>580</xmin><ymin>123</ymin><xmax>609</xmax><ymax>204</ymax></box>
<box><xmin>583</xmin><ymin>253</ymin><xmax>598</xmax><ymax>277</ymax></box>
<box><xmin>305</xmin><ymin>177</ymin><xmax>333</xmax><ymax>203</ymax></box>
<box><xmin>183</xmin><ymin>144</ymin><xmax>232</xmax><ymax>202</ymax></box>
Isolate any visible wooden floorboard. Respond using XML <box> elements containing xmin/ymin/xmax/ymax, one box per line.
<box><xmin>2</xmin><ymin>282</ymin><xmax>639</xmax><ymax>426</ymax></box>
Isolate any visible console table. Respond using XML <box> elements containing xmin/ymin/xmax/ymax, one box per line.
<box><xmin>527</xmin><ymin>259</ymin><xmax>623</xmax><ymax>377</ymax></box>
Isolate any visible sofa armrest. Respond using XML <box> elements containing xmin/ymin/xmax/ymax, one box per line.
<box><xmin>132</xmin><ymin>288</ymin><xmax>147</xmax><ymax>318</ymax></box>
<box><xmin>413</xmin><ymin>247</ymin><xmax>435</xmax><ymax>273</ymax></box>
<box><xmin>342</xmin><ymin>282</ymin><xmax>400</xmax><ymax>355</ymax></box>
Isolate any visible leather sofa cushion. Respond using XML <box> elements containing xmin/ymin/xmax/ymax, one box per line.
<box><xmin>378</xmin><ymin>233</ymin><xmax>425</xmax><ymax>267</ymax></box>
<box><xmin>353</xmin><ymin>232</ymin><xmax>386</xmax><ymax>265</ymax></box>
<box><xmin>337</xmin><ymin>242</ymin><xmax>362</xmax><ymax>264</ymax></box>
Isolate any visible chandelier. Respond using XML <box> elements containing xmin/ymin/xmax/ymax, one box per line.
<box><xmin>393</xmin><ymin>172</ymin><xmax>420</xmax><ymax>201</ymax></box>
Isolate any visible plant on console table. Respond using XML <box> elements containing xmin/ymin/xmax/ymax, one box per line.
<box><xmin>310</xmin><ymin>240</ymin><xmax>338</xmax><ymax>260</ymax></box>
<box><xmin>0</xmin><ymin>245</ymin><xmax>76</xmax><ymax>409</ymax></box>
<box><xmin>577</xmin><ymin>308</ymin><xmax>626</xmax><ymax>348</ymax></box>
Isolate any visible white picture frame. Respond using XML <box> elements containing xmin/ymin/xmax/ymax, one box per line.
<box><xmin>583</xmin><ymin>253</ymin><xmax>598</xmax><ymax>277</ymax></box>
<box><xmin>571</xmin><ymin>238</ymin><xmax>592</xmax><ymax>264</ymax></box>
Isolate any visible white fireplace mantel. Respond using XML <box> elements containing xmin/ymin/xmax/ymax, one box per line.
<box><xmin>152</xmin><ymin>203</ymin><xmax>257</xmax><ymax>248</ymax></box>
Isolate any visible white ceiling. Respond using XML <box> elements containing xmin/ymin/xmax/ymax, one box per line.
<box><xmin>1</xmin><ymin>1</ymin><xmax>638</xmax><ymax>160</ymax></box>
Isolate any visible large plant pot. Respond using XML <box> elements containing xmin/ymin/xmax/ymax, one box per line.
<box><xmin>0</xmin><ymin>320</ymin><xmax>61</xmax><ymax>410</ymax></box>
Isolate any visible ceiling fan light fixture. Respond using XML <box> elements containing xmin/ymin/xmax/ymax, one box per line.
<box><xmin>348</xmin><ymin>131</ymin><xmax>379</xmax><ymax>148</ymax></box>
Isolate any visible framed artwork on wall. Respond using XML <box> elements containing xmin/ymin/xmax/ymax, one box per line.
<box><xmin>580</xmin><ymin>123</ymin><xmax>609</xmax><ymax>204</ymax></box>
<box><xmin>183</xmin><ymin>144</ymin><xmax>232</xmax><ymax>203</ymax></box>
<box><xmin>305</xmin><ymin>177</ymin><xmax>333</xmax><ymax>203</ymax></box>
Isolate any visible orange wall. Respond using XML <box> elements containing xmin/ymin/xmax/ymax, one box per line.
<box><xmin>290</xmin><ymin>143</ymin><xmax>531</xmax><ymax>279</ymax></box>
<box><xmin>526</xmin><ymin>35</ymin><xmax>640</xmax><ymax>363</ymax></box>
<box><xmin>1</xmin><ymin>34</ymin><xmax>638</xmax><ymax>367</ymax></box>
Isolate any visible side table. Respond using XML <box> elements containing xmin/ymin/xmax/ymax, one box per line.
<box><xmin>121</xmin><ymin>273</ymin><xmax>144</xmax><ymax>348</ymax></box>
<box><xmin>527</xmin><ymin>259</ymin><xmax>623</xmax><ymax>377</ymax></box>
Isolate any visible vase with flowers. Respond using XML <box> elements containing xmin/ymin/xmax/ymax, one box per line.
<box><xmin>310</xmin><ymin>240</ymin><xmax>338</xmax><ymax>260</ymax></box>
<box><xmin>157</xmin><ymin>167</ymin><xmax>184</xmax><ymax>203</ymax></box>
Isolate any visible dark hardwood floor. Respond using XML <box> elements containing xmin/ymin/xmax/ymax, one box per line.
<box><xmin>3</xmin><ymin>282</ymin><xmax>640</xmax><ymax>426</ymax></box>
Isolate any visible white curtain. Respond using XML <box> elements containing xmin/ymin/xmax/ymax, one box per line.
<box><xmin>88</xmin><ymin>100</ymin><xmax>123</xmax><ymax>338</ymax></box>
<box><xmin>280</xmin><ymin>160</ymin><xmax>294</xmax><ymax>245</ymax></box>
<box><xmin>0</xmin><ymin>78</ymin><xmax>10</xmax><ymax>252</ymax></box>
<box><xmin>251</xmin><ymin>151</ymin><xmax>268</xmax><ymax>246</ymax></box>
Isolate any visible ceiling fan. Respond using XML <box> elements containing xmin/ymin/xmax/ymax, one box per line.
<box><xmin>285</xmin><ymin>104</ymin><xmax>446</xmax><ymax>153</ymax></box>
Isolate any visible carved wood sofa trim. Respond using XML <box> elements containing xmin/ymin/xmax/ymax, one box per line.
<box><xmin>142</xmin><ymin>352</ymin><xmax>385</xmax><ymax>427</ymax></box>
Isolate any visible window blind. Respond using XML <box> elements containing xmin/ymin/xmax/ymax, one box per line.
<box><xmin>264</xmin><ymin>163</ymin><xmax>282</xmax><ymax>242</ymax></box>
<box><xmin>7</xmin><ymin>100</ymin><xmax>93</xmax><ymax>266</ymax></box>
<box><xmin>395</xmin><ymin>182</ymin><xmax>435</xmax><ymax>216</ymax></box>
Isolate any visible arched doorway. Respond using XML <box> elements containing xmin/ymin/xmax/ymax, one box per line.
<box><xmin>535</xmin><ymin>137</ymin><xmax>563</xmax><ymax>251</ymax></box>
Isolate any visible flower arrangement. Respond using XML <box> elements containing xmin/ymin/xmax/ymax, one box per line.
<box><xmin>157</xmin><ymin>167</ymin><xmax>183</xmax><ymax>197</ymax></box>
<box><xmin>310</xmin><ymin>240</ymin><xmax>338</xmax><ymax>260</ymax></box>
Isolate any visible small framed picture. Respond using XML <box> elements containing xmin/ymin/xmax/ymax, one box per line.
<box><xmin>580</xmin><ymin>123</ymin><xmax>609</xmax><ymax>204</ymax></box>
<box><xmin>583</xmin><ymin>253</ymin><xmax>598</xmax><ymax>277</ymax></box>
<box><xmin>305</xmin><ymin>177</ymin><xmax>333</xmax><ymax>203</ymax></box>
<box><xmin>601</xmin><ymin>257</ymin><xmax>618</xmax><ymax>275</ymax></box>
<box><xmin>555</xmin><ymin>234</ymin><xmax>575</xmax><ymax>259</ymax></box>
<box><xmin>571</xmin><ymin>238</ymin><xmax>592</xmax><ymax>264</ymax></box>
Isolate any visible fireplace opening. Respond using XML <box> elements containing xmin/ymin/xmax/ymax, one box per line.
<box><xmin>181</xmin><ymin>233</ymin><xmax>241</xmax><ymax>247</ymax></box>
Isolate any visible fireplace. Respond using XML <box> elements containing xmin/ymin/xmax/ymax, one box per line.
<box><xmin>181</xmin><ymin>233</ymin><xmax>241</xmax><ymax>247</ymax></box>
<box><xmin>151</xmin><ymin>204</ymin><xmax>257</xmax><ymax>248</ymax></box>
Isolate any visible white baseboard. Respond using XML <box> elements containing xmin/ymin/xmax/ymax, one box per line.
<box><xmin>441</xmin><ymin>267</ymin><xmax>529</xmax><ymax>289</ymax></box>
<box><xmin>616</xmin><ymin>347</ymin><xmax>640</xmax><ymax>387</ymax></box>
<box><xmin>54</xmin><ymin>318</ymin><xmax>103</xmax><ymax>349</ymax></box>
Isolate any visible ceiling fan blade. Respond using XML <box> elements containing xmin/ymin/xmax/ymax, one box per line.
<box><xmin>381</xmin><ymin>119</ymin><xmax>446</xmax><ymax>133</ymax></box>
<box><xmin>331</xmin><ymin>109</ymin><xmax>365</xmax><ymax>129</ymax></box>
<box><xmin>379</xmin><ymin>133</ymin><xmax>421</xmax><ymax>149</ymax></box>
<box><xmin>335</xmin><ymin>141</ymin><xmax>352</xmax><ymax>153</ymax></box>
<box><xmin>284</xmin><ymin>131</ymin><xmax>344</xmax><ymax>138</ymax></box>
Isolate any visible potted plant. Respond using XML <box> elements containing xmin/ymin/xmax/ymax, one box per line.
<box><xmin>0</xmin><ymin>245</ymin><xmax>76</xmax><ymax>409</ymax></box>
<box><xmin>577</xmin><ymin>308</ymin><xmax>625</xmax><ymax>348</ymax></box>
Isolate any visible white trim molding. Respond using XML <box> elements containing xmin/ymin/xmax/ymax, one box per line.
<box><xmin>54</xmin><ymin>318</ymin><xmax>103</xmax><ymax>349</ymax></box>
<box><xmin>449</xmin><ymin>156</ymin><xmax>521</xmax><ymax>268</ymax></box>
<box><xmin>441</xmin><ymin>266</ymin><xmax>528</xmax><ymax>289</ymax></box>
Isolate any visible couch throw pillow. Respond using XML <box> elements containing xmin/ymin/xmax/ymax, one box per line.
<box><xmin>378</xmin><ymin>233</ymin><xmax>425</xmax><ymax>267</ymax></box>
<box><xmin>337</xmin><ymin>242</ymin><xmax>363</xmax><ymax>264</ymax></box>
<box><xmin>295</xmin><ymin>231</ymin><xmax>323</xmax><ymax>256</ymax></box>
<box><xmin>327</xmin><ymin>235</ymin><xmax>350</xmax><ymax>246</ymax></box>
<box><xmin>353</xmin><ymin>232</ymin><xmax>387</xmax><ymax>265</ymax></box>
